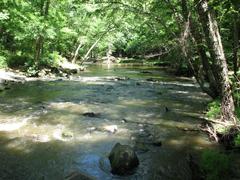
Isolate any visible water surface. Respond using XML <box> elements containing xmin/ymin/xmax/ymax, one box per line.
<box><xmin>0</xmin><ymin>65</ymin><xmax>217</xmax><ymax>180</ymax></box>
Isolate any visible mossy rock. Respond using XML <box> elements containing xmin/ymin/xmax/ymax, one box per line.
<box><xmin>62</xmin><ymin>131</ymin><xmax>73</xmax><ymax>138</ymax></box>
<box><xmin>109</xmin><ymin>143</ymin><xmax>139</xmax><ymax>175</ymax></box>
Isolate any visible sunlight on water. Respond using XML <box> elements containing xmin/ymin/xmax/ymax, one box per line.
<box><xmin>0</xmin><ymin>65</ymin><xmax>216</xmax><ymax>180</ymax></box>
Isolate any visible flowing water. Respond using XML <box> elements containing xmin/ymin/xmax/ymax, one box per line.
<box><xmin>0</xmin><ymin>65</ymin><xmax>218</xmax><ymax>180</ymax></box>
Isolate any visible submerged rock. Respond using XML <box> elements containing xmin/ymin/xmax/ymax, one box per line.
<box><xmin>65</xmin><ymin>171</ymin><xmax>96</xmax><ymax>180</ymax></box>
<box><xmin>109</xmin><ymin>143</ymin><xmax>139</xmax><ymax>175</ymax></box>
<box><xmin>114</xmin><ymin>77</ymin><xmax>130</xmax><ymax>81</ymax></box>
<box><xmin>82</xmin><ymin>112</ymin><xmax>100</xmax><ymax>118</ymax></box>
<box><xmin>152</xmin><ymin>139</ymin><xmax>162</xmax><ymax>147</ymax></box>
<box><xmin>62</xmin><ymin>131</ymin><xmax>73</xmax><ymax>138</ymax></box>
<box><xmin>146</xmin><ymin>78</ymin><xmax>158</xmax><ymax>82</ymax></box>
<box><xmin>140</xmin><ymin>71</ymin><xmax>152</xmax><ymax>74</ymax></box>
<box><xmin>134</xmin><ymin>142</ymin><xmax>149</xmax><ymax>153</ymax></box>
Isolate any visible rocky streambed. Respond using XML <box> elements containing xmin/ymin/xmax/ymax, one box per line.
<box><xmin>0</xmin><ymin>65</ymin><xmax>218</xmax><ymax>179</ymax></box>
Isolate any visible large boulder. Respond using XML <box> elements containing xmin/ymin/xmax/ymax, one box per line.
<box><xmin>109</xmin><ymin>143</ymin><xmax>139</xmax><ymax>175</ymax></box>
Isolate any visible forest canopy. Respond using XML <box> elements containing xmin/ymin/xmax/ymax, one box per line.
<box><xmin>0</xmin><ymin>0</ymin><xmax>240</xmax><ymax>122</ymax></box>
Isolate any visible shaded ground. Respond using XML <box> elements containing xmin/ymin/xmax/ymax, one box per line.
<box><xmin>0</xmin><ymin>65</ymin><xmax>217</xmax><ymax>180</ymax></box>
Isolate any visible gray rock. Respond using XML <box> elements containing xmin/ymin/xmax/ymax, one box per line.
<box><xmin>152</xmin><ymin>139</ymin><xmax>162</xmax><ymax>147</ymax></box>
<box><xmin>62</xmin><ymin>131</ymin><xmax>73</xmax><ymax>138</ymax></box>
<box><xmin>82</xmin><ymin>112</ymin><xmax>100</xmax><ymax>118</ymax></box>
<box><xmin>109</xmin><ymin>143</ymin><xmax>139</xmax><ymax>175</ymax></box>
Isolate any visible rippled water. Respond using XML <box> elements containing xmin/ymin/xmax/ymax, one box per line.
<box><xmin>0</xmin><ymin>65</ymin><xmax>217</xmax><ymax>180</ymax></box>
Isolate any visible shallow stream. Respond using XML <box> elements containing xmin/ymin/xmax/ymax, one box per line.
<box><xmin>0</xmin><ymin>65</ymin><xmax>217</xmax><ymax>180</ymax></box>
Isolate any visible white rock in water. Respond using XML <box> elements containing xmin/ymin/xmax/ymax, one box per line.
<box><xmin>103</xmin><ymin>125</ymin><xmax>118</xmax><ymax>133</ymax></box>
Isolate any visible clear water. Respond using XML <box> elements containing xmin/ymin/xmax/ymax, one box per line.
<box><xmin>0</xmin><ymin>64</ymin><xmax>217</xmax><ymax>180</ymax></box>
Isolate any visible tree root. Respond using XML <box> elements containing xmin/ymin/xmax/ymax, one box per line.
<box><xmin>200</xmin><ymin>118</ymin><xmax>240</xmax><ymax>148</ymax></box>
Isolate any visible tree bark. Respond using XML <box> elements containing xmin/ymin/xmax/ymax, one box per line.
<box><xmin>71</xmin><ymin>40</ymin><xmax>83</xmax><ymax>64</ymax></box>
<box><xmin>196</xmin><ymin>0</ymin><xmax>236</xmax><ymax>123</ymax></box>
<box><xmin>233</xmin><ymin>13</ymin><xmax>239</xmax><ymax>75</ymax></box>
<box><xmin>80</xmin><ymin>36</ymin><xmax>102</xmax><ymax>65</ymax></box>
<box><xmin>80</xmin><ymin>26</ymin><xmax>114</xmax><ymax>65</ymax></box>
<box><xmin>34</xmin><ymin>0</ymin><xmax>50</xmax><ymax>63</ymax></box>
<box><xmin>180</xmin><ymin>0</ymin><xmax>219</xmax><ymax>98</ymax></box>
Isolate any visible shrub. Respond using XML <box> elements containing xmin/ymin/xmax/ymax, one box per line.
<box><xmin>7</xmin><ymin>55</ymin><xmax>30</xmax><ymax>68</ymax></box>
<box><xmin>40</xmin><ymin>51</ymin><xmax>64</xmax><ymax>68</ymax></box>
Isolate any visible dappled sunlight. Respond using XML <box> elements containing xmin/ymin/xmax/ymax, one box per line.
<box><xmin>0</xmin><ymin>116</ymin><xmax>32</xmax><ymax>132</ymax></box>
<box><xmin>120</xmin><ymin>99</ymin><xmax>152</xmax><ymax>106</ymax></box>
<box><xmin>0</xmin><ymin>65</ymin><xmax>218</xmax><ymax>179</ymax></box>
<box><xmin>166</xmin><ymin>133</ymin><xmax>216</xmax><ymax>150</ymax></box>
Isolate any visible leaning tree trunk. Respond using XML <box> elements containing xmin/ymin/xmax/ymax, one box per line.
<box><xmin>180</xmin><ymin>0</ymin><xmax>219</xmax><ymax>98</ymax></box>
<box><xmin>80</xmin><ymin>36</ymin><xmax>102</xmax><ymax>65</ymax></box>
<box><xmin>71</xmin><ymin>40</ymin><xmax>83</xmax><ymax>64</ymax></box>
<box><xmin>196</xmin><ymin>0</ymin><xmax>236</xmax><ymax>123</ymax></box>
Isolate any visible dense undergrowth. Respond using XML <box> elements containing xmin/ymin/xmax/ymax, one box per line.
<box><xmin>203</xmin><ymin>73</ymin><xmax>240</xmax><ymax>180</ymax></box>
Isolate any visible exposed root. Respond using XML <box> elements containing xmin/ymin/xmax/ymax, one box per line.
<box><xmin>200</xmin><ymin>118</ymin><xmax>240</xmax><ymax>148</ymax></box>
<box><xmin>200</xmin><ymin>123</ymin><xmax>218</xmax><ymax>142</ymax></box>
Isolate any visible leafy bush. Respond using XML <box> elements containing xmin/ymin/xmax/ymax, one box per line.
<box><xmin>200</xmin><ymin>150</ymin><xmax>231</xmax><ymax>180</ymax></box>
<box><xmin>206</xmin><ymin>100</ymin><xmax>221</xmax><ymax>119</ymax></box>
<box><xmin>26</xmin><ymin>64</ymin><xmax>39</xmax><ymax>77</ymax></box>
<box><xmin>0</xmin><ymin>55</ymin><xmax>7</xmax><ymax>68</ymax></box>
<box><xmin>7</xmin><ymin>55</ymin><xmax>30</xmax><ymax>68</ymax></box>
<box><xmin>40</xmin><ymin>51</ymin><xmax>64</xmax><ymax>68</ymax></box>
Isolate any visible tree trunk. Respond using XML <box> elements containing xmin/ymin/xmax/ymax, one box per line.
<box><xmin>233</xmin><ymin>13</ymin><xmax>239</xmax><ymax>75</ymax></box>
<box><xmin>71</xmin><ymin>40</ymin><xmax>83</xmax><ymax>63</ymax></box>
<box><xmin>180</xmin><ymin>0</ymin><xmax>219</xmax><ymax>98</ymax></box>
<box><xmin>34</xmin><ymin>36</ymin><xmax>44</xmax><ymax>63</ymax></box>
<box><xmin>80</xmin><ymin>37</ymin><xmax>102</xmax><ymax>65</ymax></box>
<box><xmin>80</xmin><ymin>26</ymin><xmax>114</xmax><ymax>65</ymax></box>
<box><xmin>34</xmin><ymin>0</ymin><xmax>50</xmax><ymax>63</ymax></box>
<box><xmin>196</xmin><ymin>0</ymin><xmax>236</xmax><ymax>123</ymax></box>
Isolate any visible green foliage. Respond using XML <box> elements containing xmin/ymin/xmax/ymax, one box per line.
<box><xmin>40</xmin><ymin>51</ymin><xmax>64</xmax><ymax>68</ymax></box>
<box><xmin>0</xmin><ymin>0</ymin><xmax>181</xmax><ymax>67</ymax></box>
<box><xmin>26</xmin><ymin>64</ymin><xmax>39</xmax><ymax>77</ymax></box>
<box><xmin>7</xmin><ymin>55</ymin><xmax>30</xmax><ymax>68</ymax></box>
<box><xmin>235</xmin><ymin>107</ymin><xmax>240</xmax><ymax>119</ymax></box>
<box><xmin>234</xmin><ymin>134</ymin><xmax>240</xmax><ymax>146</ymax></box>
<box><xmin>206</xmin><ymin>100</ymin><xmax>221</xmax><ymax>119</ymax></box>
<box><xmin>0</xmin><ymin>55</ymin><xmax>7</xmax><ymax>68</ymax></box>
<box><xmin>200</xmin><ymin>150</ymin><xmax>231</xmax><ymax>180</ymax></box>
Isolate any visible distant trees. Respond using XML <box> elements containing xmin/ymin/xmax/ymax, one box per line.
<box><xmin>0</xmin><ymin>0</ymin><xmax>238</xmax><ymax>121</ymax></box>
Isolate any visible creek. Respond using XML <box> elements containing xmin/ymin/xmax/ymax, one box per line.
<box><xmin>0</xmin><ymin>65</ymin><xmax>218</xmax><ymax>180</ymax></box>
